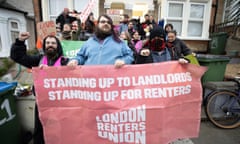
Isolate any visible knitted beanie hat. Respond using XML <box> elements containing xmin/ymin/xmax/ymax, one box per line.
<box><xmin>150</xmin><ymin>26</ymin><xmax>165</xmax><ymax>41</ymax></box>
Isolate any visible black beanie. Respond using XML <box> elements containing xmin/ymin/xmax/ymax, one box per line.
<box><xmin>150</xmin><ymin>26</ymin><xmax>165</xmax><ymax>41</ymax></box>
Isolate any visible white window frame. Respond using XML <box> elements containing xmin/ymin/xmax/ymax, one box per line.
<box><xmin>165</xmin><ymin>0</ymin><xmax>210</xmax><ymax>40</ymax></box>
<box><xmin>8</xmin><ymin>19</ymin><xmax>21</xmax><ymax>44</ymax></box>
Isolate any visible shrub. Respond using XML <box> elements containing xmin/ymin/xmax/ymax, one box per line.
<box><xmin>0</xmin><ymin>58</ymin><xmax>14</xmax><ymax>77</ymax></box>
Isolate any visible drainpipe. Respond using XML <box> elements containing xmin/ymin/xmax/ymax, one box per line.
<box><xmin>32</xmin><ymin>0</ymin><xmax>43</xmax><ymax>42</ymax></box>
<box><xmin>212</xmin><ymin>0</ymin><xmax>218</xmax><ymax>33</ymax></box>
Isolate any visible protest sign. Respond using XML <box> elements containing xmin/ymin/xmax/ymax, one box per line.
<box><xmin>32</xmin><ymin>62</ymin><xmax>206</xmax><ymax>144</ymax></box>
<box><xmin>36</xmin><ymin>21</ymin><xmax>56</xmax><ymax>50</ymax></box>
<box><xmin>61</xmin><ymin>40</ymin><xmax>84</xmax><ymax>58</ymax></box>
<box><xmin>80</xmin><ymin>0</ymin><xmax>96</xmax><ymax>23</ymax></box>
<box><xmin>37</xmin><ymin>21</ymin><xmax>56</xmax><ymax>40</ymax></box>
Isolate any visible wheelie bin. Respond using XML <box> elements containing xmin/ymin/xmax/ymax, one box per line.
<box><xmin>0</xmin><ymin>82</ymin><xmax>21</xmax><ymax>144</ymax></box>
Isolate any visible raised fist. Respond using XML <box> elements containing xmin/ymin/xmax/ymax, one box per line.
<box><xmin>19</xmin><ymin>32</ymin><xmax>30</xmax><ymax>41</ymax></box>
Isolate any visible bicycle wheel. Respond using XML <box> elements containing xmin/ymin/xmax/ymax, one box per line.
<box><xmin>205</xmin><ymin>91</ymin><xmax>240</xmax><ymax>129</ymax></box>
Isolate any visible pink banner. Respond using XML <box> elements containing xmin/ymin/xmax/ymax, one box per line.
<box><xmin>32</xmin><ymin>62</ymin><xmax>206</xmax><ymax>144</ymax></box>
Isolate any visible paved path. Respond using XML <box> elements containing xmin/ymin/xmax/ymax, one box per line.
<box><xmin>171</xmin><ymin>139</ymin><xmax>194</xmax><ymax>144</ymax></box>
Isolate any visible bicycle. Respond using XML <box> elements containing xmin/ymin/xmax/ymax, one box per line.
<box><xmin>205</xmin><ymin>77</ymin><xmax>240</xmax><ymax>129</ymax></box>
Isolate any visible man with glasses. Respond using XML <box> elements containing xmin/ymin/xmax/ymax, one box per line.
<box><xmin>68</xmin><ymin>14</ymin><xmax>134</xmax><ymax>67</ymax></box>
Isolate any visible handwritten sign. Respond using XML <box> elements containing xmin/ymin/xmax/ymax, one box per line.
<box><xmin>37</xmin><ymin>21</ymin><xmax>56</xmax><ymax>40</ymax></box>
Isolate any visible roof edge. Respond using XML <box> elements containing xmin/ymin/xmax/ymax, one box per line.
<box><xmin>0</xmin><ymin>2</ymin><xmax>28</xmax><ymax>15</ymax></box>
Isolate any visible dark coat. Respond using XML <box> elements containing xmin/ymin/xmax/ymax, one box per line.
<box><xmin>85</xmin><ymin>19</ymin><xmax>95</xmax><ymax>34</ymax></box>
<box><xmin>135</xmin><ymin>54</ymin><xmax>153</xmax><ymax>64</ymax></box>
<box><xmin>10</xmin><ymin>37</ymin><xmax>70</xmax><ymax>144</ymax></box>
<box><xmin>10</xmin><ymin>39</ymin><xmax>69</xmax><ymax>68</ymax></box>
<box><xmin>135</xmin><ymin>48</ymin><xmax>171</xmax><ymax>64</ymax></box>
<box><xmin>166</xmin><ymin>38</ymin><xmax>192</xmax><ymax>60</ymax></box>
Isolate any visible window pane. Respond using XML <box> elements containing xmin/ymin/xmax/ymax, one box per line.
<box><xmin>11</xmin><ymin>31</ymin><xmax>19</xmax><ymax>42</ymax></box>
<box><xmin>190</xmin><ymin>4</ymin><xmax>204</xmax><ymax>18</ymax></box>
<box><xmin>74</xmin><ymin>0</ymin><xmax>88</xmax><ymax>12</ymax></box>
<box><xmin>188</xmin><ymin>21</ymin><xmax>202</xmax><ymax>36</ymax></box>
<box><xmin>49</xmin><ymin>0</ymin><xmax>67</xmax><ymax>16</ymax></box>
<box><xmin>168</xmin><ymin>3</ymin><xmax>183</xmax><ymax>17</ymax></box>
<box><xmin>50</xmin><ymin>16</ymin><xmax>57</xmax><ymax>21</ymax></box>
<box><xmin>167</xmin><ymin>20</ymin><xmax>182</xmax><ymax>35</ymax></box>
<box><xmin>49</xmin><ymin>0</ymin><xmax>57</xmax><ymax>15</ymax></box>
<box><xmin>11</xmin><ymin>21</ymin><xmax>18</xmax><ymax>29</ymax></box>
<box><xmin>9</xmin><ymin>20</ymin><xmax>20</xmax><ymax>43</ymax></box>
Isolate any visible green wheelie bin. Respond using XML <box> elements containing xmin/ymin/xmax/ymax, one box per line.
<box><xmin>0</xmin><ymin>82</ymin><xmax>21</xmax><ymax>144</ymax></box>
<box><xmin>197</xmin><ymin>54</ymin><xmax>230</xmax><ymax>84</ymax></box>
<box><xmin>209</xmin><ymin>32</ymin><xmax>228</xmax><ymax>55</ymax></box>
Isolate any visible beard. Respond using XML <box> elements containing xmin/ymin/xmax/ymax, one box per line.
<box><xmin>95</xmin><ymin>26</ymin><xmax>112</xmax><ymax>40</ymax></box>
<box><xmin>45</xmin><ymin>46</ymin><xmax>58</xmax><ymax>59</ymax></box>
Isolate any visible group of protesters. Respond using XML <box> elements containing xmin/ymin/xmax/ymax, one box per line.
<box><xmin>53</xmin><ymin>8</ymin><xmax>193</xmax><ymax>65</ymax></box>
<box><xmin>117</xmin><ymin>14</ymin><xmax>192</xmax><ymax>64</ymax></box>
<box><xmin>55</xmin><ymin>8</ymin><xmax>95</xmax><ymax>41</ymax></box>
<box><xmin>10</xmin><ymin>8</ymin><xmax>194</xmax><ymax>144</ymax></box>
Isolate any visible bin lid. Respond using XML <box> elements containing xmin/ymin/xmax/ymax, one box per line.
<box><xmin>210</xmin><ymin>32</ymin><xmax>228</xmax><ymax>37</ymax></box>
<box><xmin>203</xmin><ymin>81</ymin><xmax>237</xmax><ymax>91</ymax></box>
<box><xmin>196</xmin><ymin>54</ymin><xmax>230</xmax><ymax>62</ymax></box>
<box><xmin>0</xmin><ymin>82</ymin><xmax>17</xmax><ymax>93</ymax></box>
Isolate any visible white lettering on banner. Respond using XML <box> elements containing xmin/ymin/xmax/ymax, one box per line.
<box><xmin>65</xmin><ymin>49</ymin><xmax>79</xmax><ymax>58</ymax></box>
<box><xmin>144</xmin><ymin>85</ymin><xmax>191</xmax><ymax>98</ymax></box>
<box><xmin>0</xmin><ymin>99</ymin><xmax>16</xmax><ymax>126</ymax></box>
<box><xmin>121</xmin><ymin>89</ymin><xmax>142</xmax><ymax>100</ymax></box>
<box><xmin>103</xmin><ymin>91</ymin><xmax>118</xmax><ymax>101</ymax></box>
<box><xmin>47</xmin><ymin>85</ymin><xmax>191</xmax><ymax>101</ymax></box>
<box><xmin>117</xmin><ymin>72</ymin><xmax>192</xmax><ymax>87</ymax></box>
<box><xmin>96</xmin><ymin>105</ymin><xmax>146</xmax><ymax>143</ymax></box>
<box><xmin>48</xmin><ymin>90</ymin><xmax>101</xmax><ymax>101</ymax></box>
<box><xmin>98</xmin><ymin>78</ymin><xmax>115</xmax><ymax>88</ymax></box>
<box><xmin>44</xmin><ymin>78</ymin><xmax>97</xmax><ymax>88</ymax></box>
<box><xmin>43</xmin><ymin>72</ymin><xmax>193</xmax><ymax>102</ymax></box>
